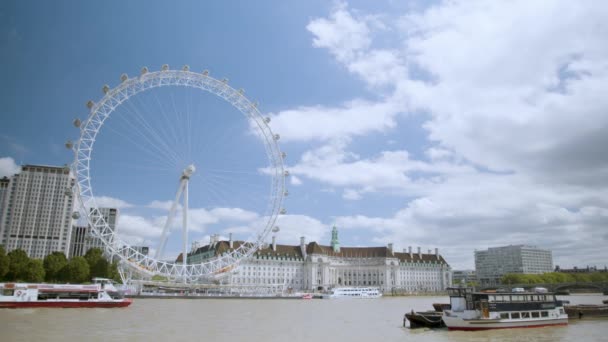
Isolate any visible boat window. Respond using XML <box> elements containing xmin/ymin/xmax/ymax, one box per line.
<box><xmin>489</xmin><ymin>295</ymin><xmax>496</xmax><ymax>302</ymax></box>
<box><xmin>531</xmin><ymin>312</ymin><xmax>540</xmax><ymax>318</ymax></box>
<box><xmin>513</xmin><ymin>295</ymin><xmax>524</xmax><ymax>301</ymax></box>
<box><xmin>511</xmin><ymin>312</ymin><xmax>521</xmax><ymax>319</ymax></box>
<box><xmin>2</xmin><ymin>289</ymin><xmax>14</xmax><ymax>296</ymax></box>
<box><xmin>500</xmin><ymin>313</ymin><xmax>509</xmax><ymax>319</ymax></box>
<box><xmin>541</xmin><ymin>311</ymin><xmax>549</xmax><ymax>317</ymax></box>
<box><xmin>521</xmin><ymin>312</ymin><xmax>530</xmax><ymax>318</ymax></box>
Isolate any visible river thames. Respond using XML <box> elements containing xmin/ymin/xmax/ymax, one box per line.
<box><xmin>1</xmin><ymin>294</ymin><xmax>606</xmax><ymax>341</ymax></box>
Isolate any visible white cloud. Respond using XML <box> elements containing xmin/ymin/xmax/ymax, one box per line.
<box><xmin>90</xmin><ymin>196</ymin><xmax>134</xmax><ymax>209</ymax></box>
<box><xmin>268</xmin><ymin>99</ymin><xmax>400</xmax><ymax>142</ymax></box>
<box><xmin>0</xmin><ymin>157</ymin><xmax>20</xmax><ymax>177</ymax></box>
<box><xmin>307</xmin><ymin>2</ymin><xmax>371</xmax><ymax>63</ymax></box>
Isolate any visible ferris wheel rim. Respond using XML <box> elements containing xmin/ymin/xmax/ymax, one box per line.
<box><xmin>72</xmin><ymin>67</ymin><xmax>286</xmax><ymax>281</ymax></box>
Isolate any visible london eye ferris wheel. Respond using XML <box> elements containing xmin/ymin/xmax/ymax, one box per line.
<box><xmin>68</xmin><ymin>65</ymin><xmax>287</xmax><ymax>283</ymax></box>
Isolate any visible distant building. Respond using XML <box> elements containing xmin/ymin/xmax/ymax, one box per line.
<box><xmin>69</xmin><ymin>225</ymin><xmax>89</xmax><ymax>258</ymax></box>
<box><xmin>452</xmin><ymin>270</ymin><xmax>477</xmax><ymax>285</ymax></box>
<box><xmin>0</xmin><ymin>165</ymin><xmax>75</xmax><ymax>258</ymax></box>
<box><xmin>475</xmin><ymin>245</ymin><xmax>553</xmax><ymax>286</ymax></box>
<box><xmin>69</xmin><ymin>208</ymin><xmax>119</xmax><ymax>258</ymax></box>
<box><xmin>0</xmin><ymin>177</ymin><xmax>10</xmax><ymax>231</ymax></box>
<box><xmin>555</xmin><ymin>265</ymin><xmax>608</xmax><ymax>274</ymax></box>
<box><xmin>179</xmin><ymin>228</ymin><xmax>452</xmax><ymax>293</ymax></box>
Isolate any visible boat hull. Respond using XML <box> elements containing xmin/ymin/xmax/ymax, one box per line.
<box><xmin>443</xmin><ymin>316</ymin><xmax>567</xmax><ymax>331</ymax></box>
<box><xmin>406</xmin><ymin>311</ymin><xmax>445</xmax><ymax>328</ymax></box>
<box><xmin>0</xmin><ymin>299</ymin><xmax>132</xmax><ymax>309</ymax></box>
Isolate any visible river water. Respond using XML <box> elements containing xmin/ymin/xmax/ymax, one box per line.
<box><xmin>1</xmin><ymin>294</ymin><xmax>606</xmax><ymax>341</ymax></box>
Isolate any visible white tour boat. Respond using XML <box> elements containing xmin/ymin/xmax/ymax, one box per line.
<box><xmin>323</xmin><ymin>287</ymin><xmax>382</xmax><ymax>299</ymax></box>
<box><xmin>0</xmin><ymin>278</ymin><xmax>132</xmax><ymax>308</ymax></box>
<box><xmin>442</xmin><ymin>287</ymin><xmax>568</xmax><ymax>331</ymax></box>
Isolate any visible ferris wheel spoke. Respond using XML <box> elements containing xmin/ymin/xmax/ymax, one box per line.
<box><xmin>122</xmin><ymin>96</ymin><xmax>186</xmax><ymax>168</ymax></box>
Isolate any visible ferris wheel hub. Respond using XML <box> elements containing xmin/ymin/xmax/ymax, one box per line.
<box><xmin>182</xmin><ymin>164</ymin><xmax>196</xmax><ymax>179</ymax></box>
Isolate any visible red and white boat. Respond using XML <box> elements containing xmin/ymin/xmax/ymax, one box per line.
<box><xmin>0</xmin><ymin>278</ymin><xmax>132</xmax><ymax>308</ymax></box>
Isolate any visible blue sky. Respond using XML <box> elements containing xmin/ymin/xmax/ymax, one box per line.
<box><xmin>1</xmin><ymin>1</ymin><xmax>608</xmax><ymax>269</ymax></box>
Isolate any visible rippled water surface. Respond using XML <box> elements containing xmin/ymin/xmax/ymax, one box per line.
<box><xmin>1</xmin><ymin>294</ymin><xmax>607</xmax><ymax>341</ymax></box>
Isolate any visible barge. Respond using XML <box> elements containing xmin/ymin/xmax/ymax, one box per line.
<box><xmin>442</xmin><ymin>287</ymin><xmax>568</xmax><ymax>330</ymax></box>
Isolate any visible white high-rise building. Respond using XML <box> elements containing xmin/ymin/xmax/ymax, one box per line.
<box><xmin>475</xmin><ymin>245</ymin><xmax>553</xmax><ymax>286</ymax></box>
<box><xmin>0</xmin><ymin>165</ymin><xmax>75</xmax><ymax>258</ymax></box>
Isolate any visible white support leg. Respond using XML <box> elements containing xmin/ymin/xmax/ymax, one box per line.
<box><xmin>182</xmin><ymin>180</ymin><xmax>189</xmax><ymax>283</ymax></box>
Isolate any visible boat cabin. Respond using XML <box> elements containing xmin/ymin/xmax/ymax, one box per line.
<box><xmin>447</xmin><ymin>287</ymin><xmax>566</xmax><ymax>319</ymax></box>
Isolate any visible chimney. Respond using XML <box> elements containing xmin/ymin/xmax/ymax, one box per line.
<box><xmin>300</xmin><ymin>236</ymin><xmax>307</xmax><ymax>259</ymax></box>
<box><xmin>435</xmin><ymin>248</ymin><xmax>439</xmax><ymax>259</ymax></box>
<box><xmin>408</xmin><ymin>246</ymin><xmax>412</xmax><ymax>259</ymax></box>
<box><xmin>272</xmin><ymin>236</ymin><xmax>277</xmax><ymax>252</ymax></box>
<box><xmin>417</xmin><ymin>246</ymin><xmax>422</xmax><ymax>259</ymax></box>
<box><xmin>387</xmin><ymin>243</ymin><xmax>393</xmax><ymax>255</ymax></box>
<box><xmin>229</xmin><ymin>233</ymin><xmax>233</xmax><ymax>249</ymax></box>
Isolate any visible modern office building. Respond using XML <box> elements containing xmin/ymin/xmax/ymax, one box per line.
<box><xmin>179</xmin><ymin>227</ymin><xmax>452</xmax><ymax>294</ymax></box>
<box><xmin>475</xmin><ymin>245</ymin><xmax>553</xmax><ymax>286</ymax></box>
<box><xmin>452</xmin><ymin>270</ymin><xmax>477</xmax><ymax>285</ymax></box>
<box><xmin>0</xmin><ymin>165</ymin><xmax>75</xmax><ymax>258</ymax></box>
<box><xmin>69</xmin><ymin>208</ymin><xmax>119</xmax><ymax>258</ymax></box>
<box><xmin>0</xmin><ymin>177</ymin><xmax>10</xmax><ymax>229</ymax></box>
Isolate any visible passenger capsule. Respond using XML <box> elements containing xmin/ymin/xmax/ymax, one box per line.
<box><xmin>102</xmin><ymin>84</ymin><xmax>110</xmax><ymax>94</ymax></box>
<box><xmin>141</xmin><ymin>66</ymin><xmax>149</xmax><ymax>75</ymax></box>
<box><xmin>182</xmin><ymin>65</ymin><xmax>190</xmax><ymax>71</ymax></box>
<box><xmin>281</xmin><ymin>152</ymin><xmax>286</xmax><ymax>159</ymax></box>
<box><xmin>238</xmin><ymin>89</ymin><xmax>244</xmax><ymax>95</ymax></box>
<box><xmin>221</xmin><ymin>78</ymin><xmax>228</xmax><ymax>83</ymax></box>
<box><xmin>72</xmin><ymin>211</ymin><xmax>80</xmax><ymax>220</ymax></box>
<box><xmin>65</xmin><ymin>140</ymin><xmax>73</xmax><ymax>149</ymax></box>
<box><xmin>73</xmin><ymin>118</ymin><xmax>81</xmax><ymax>128</ymax></box>
<box><xmin>280</xmin><ymin>208</ymin><xmax>287</xmax><ymax>215</ymax></box>
<box><xmin>284</xmin><ymin>170</ymin><xmax>290</xmax><ymax>177</ymax></box>
<box><xmin>120</xmin><ymin>73</ymin><xmax>128</xmax><ymax>82</ymax></box>
<box><xmin>202</xmin><ymin>70</ymin><xmax>209</xmax><ymax>76</ymax></box>
<box><xmin>274</xmin><ymin>134</ymin><xmax>280</xmax><ymax>141</ymax></box>
<box><xmin>64</xmin><ymin>188</ymin><xmax>72</xmax><ymax>196</ymax></box>
<box><xmin>86</xmin><ymin>100</ymin><xmax>94</xmax><ymax>109</ymax></box>
<box><xmin>161</xmin><ymin>64</ymin><xmax>169</xmax><ymax>71</ymax></box>
<box><xmin>272</xmin><ymin>226</ymin><xmax>280</xmax><ymax>233</ymax></box>
<box><xmin>264</xmin><ymin>117</ymin><xmax>271</xmax><ymax>123</ymax></box>
<box><xmin>284</xmin><ymin>190</ymin><xmax>289</xmax><ymax>196</ymax></box>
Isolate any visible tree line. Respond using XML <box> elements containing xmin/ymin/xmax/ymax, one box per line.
<box><xmin>501</xmin><ymin>271</ymin><xmax>608</xmax><ymax>285</ymax></box>
<box><xmin>0</xmin><ymin>246</ymin><xmax>121</xmax><ymax>283</ymax></box>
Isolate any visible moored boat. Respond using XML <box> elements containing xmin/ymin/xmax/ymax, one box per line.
<box><xmin>405</xmin><ymin>310</ymin><xmax>445</xmax><ymax>328</ymax></box>
<box><xmin>565</xmin><ymin>304</ymin><xmax>608</xmax><ymax>319</ymax></box>
<box><xmin>322</xmin><ymin>287</ymin><xmax>382</xmax><ymax>299</ymax></box>
<box><xmin>442</xmin><ymin>287</ymin><xmax>568</xmax><ymax>331</ymax></box>
<box><xmin>302</xmin><ymin>293</ymin><xmax>313</xmax><ymax>300</ymax></box>
<box><xmin>0</xmin><ymin>278</ymin><xmax>132</xmax><ymax>308</ymax></box>
<box><xmin>432</xmin><ymin>303</ymin><xmax>451</xmax><ymax>312</ymax></box>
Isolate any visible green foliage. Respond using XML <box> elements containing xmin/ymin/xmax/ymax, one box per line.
<box><xmin>84</xmin><ymin>248</ymin><xmax>109</xmax><ymax>278</ymax></box>
<box><xmin>501</xmin><ymin>271</ymin><xmax>608</xmax><ymax>285</ymax></box>
<box><xmin>23</xmin><ymin>259</ymin><xmax>45</xmax><ymax>282</ymax></box>
<box><xmin>6</xmin><ymin>249</ymin><xmax>30</xmax><ymax>281</ymax></box>
<box><xmin>43</xmin><ymin>252</ymin><xmax>68</xmax><ymax>282</ymax></box>
<box><xmin>107</xmin><ymin>261</ymin><xmax>122</xmax><ymax>283</ymax></box>
<box><xmin>61</xmin><ymin>257</ymin><xmax>90</xmax><ymax>283</ymax></box>
<box><xmin>151</xmin><ymin>275</ymin><xmax>168</xmax><ymax>281</ymax></box>
<box><xmin>0</xmin><ymin>246</ymin><xmax>9</xmax><ymax>280</ymax></box>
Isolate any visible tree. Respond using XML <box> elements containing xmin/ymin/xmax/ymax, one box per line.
<box><xmin>7</xmin><ymin>249</ymin><xmax>30</xmax><ymax>281</ymax></box>
<box><xmin>84</xmin><ymin>247</ymin><xmax>110</xmax><ymax>278</ymax></box>
<box><xmin>23</xmin><ymin>259</ymin><xmax>45</xmax><ymax>282</ymax></box>
<box><xmin>61</xmin><ymin>257</ymin><xmax>90</xmax><ymax>283</ymax></box>
<box><xmin>108</xmin><ymin>261</ymin><xmax>122</xmax><ymax>283</ymax></box>
<box><xmin>0</xmin><ymin>246</ymin><xmax>9</xmax><ymax>280</ymax></box>
<box><xmin>43</xmin><ymin>252</ymin><xmax>68</xmax><ymax>282</ymax></box>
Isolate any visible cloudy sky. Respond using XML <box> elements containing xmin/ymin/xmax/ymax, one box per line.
<box><xmin>1</xmin><ymin>1</ymin><xmax>607</xmax><ymax>269</ymax></box>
